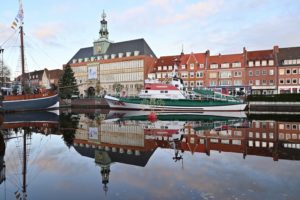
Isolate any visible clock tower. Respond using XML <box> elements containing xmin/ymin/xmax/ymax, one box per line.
<box><xmin>93</xmin><ymin>10</ymin><xmax>112</xmax><ymax>55</ymax></box>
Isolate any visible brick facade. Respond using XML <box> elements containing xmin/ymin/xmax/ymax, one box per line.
<box><xmin>150</xmin><ymin>46</ymin><xmax>300</xmax><ymax>95</ymax></box>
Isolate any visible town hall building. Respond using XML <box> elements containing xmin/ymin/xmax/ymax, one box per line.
<box><xmin>67</xmin><ymin>11</ymin><xmax>156</xmax><ymax>97</ymax></box>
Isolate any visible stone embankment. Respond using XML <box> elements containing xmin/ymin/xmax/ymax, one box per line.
<box><xmin>248</xmin><ymin>101</ymin><xmax>300</xmax><ymax>114</ymax></box>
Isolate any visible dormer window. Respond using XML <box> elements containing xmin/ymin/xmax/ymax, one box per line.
<box><xmin>221</xmin><ymin>63</ymin><xmax>229</xmax><ymax>68</ymax></box>
<box><xmin>210</xmin><ymin>64</ymin><xmax>218</xmax><ymax>69</ymax></box>
<box><xmin>248</xmin><ymin>61</ymin><xmax>254</xmax><ymax>67</ymax></box>
<box><xmin>190</xmin><ymin>63</ymin><xmax>194</xmax><ymax>70</ymax></box>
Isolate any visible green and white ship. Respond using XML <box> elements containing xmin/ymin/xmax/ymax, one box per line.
<box><xmin>105</xmin><ymin>76</ymin><xmax>247</xmax><ymax>112</ymax></box>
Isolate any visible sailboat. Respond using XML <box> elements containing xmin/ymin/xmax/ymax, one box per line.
<box><xmin>0</xmin><ymin>0</ymin><xmax>59</xmax><ymax>112</ymax></box>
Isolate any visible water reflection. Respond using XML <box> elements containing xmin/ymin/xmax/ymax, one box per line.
<box><xmin>71</xmin><ymin>110</ymin><xmax>300</xmax><ymax>194</ymax></box>
<box><xmin>0</xmin><ymin>109</ymin><xmax>299</xmax><ymax>199</ymax></box>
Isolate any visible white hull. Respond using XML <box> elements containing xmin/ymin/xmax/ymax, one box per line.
<box><xmin>106</xmin><ymin>110</ymin><xmax>248</xmax><ymax>120</ymax></box>
<box><xmin>105</xmin><ymin>95</ymin><xmax>247</xmax><ymax>112</ymax></box>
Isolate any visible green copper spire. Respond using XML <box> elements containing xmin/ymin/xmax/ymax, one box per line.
<box><xmin>99</xmin><ymin>10</ymin><xmax>109</xmax><ymax>40</ymax></box>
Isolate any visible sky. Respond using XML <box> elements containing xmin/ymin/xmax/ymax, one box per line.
<box><xmin>0</xmin><ymin>0</ymin><xmax>300</xmax><ymax>78</ymax></box>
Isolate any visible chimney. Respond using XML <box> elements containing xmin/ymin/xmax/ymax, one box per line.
<box><xmin>273</xmin><ymin>45</ymin><xmax>279</xmax><ymax>53</ymax></box>
<box><xmin>243</xmin><ymin>47</ymin><xmax>247</xmax><ymax>66</ymax></box>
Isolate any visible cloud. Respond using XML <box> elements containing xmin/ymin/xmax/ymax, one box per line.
<box><xmin>31</xmin><ymin>22</ymin><xmax>64</xmax><ymax>46</ymax></box>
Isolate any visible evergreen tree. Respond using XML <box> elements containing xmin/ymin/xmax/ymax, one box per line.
<box><xmin>59</xmin><ymin>64</ymin><xmax>79</xmax><ymax>99</ymax></box>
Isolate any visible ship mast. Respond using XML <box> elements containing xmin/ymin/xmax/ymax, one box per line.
<box><xmin>17</xmin><ymin>0</ymin><xmax>25</xmax><ymax>86</ymax></box>
<box><xmin>20</xmin><ymin>25</ymin><xmax>25</xmax><ymax>86</ymax></box>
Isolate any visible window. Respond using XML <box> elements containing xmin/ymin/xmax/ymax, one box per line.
<box><xmin>249</xmin><ymin>80</ymin><xmax>253</xmax><ymax>85</ymax></box>
<box><xmin>262</xmin><ymin>60</ymin><xmax>267</xmax><ymax>66</ymax></box>
<box><xmin>262</xmin><ymin>80</ymin><xmax>267</xmax><ymax>85</ymax></box>
<box><xmin>286</xmin><ymin>69</ymin><xmax>291</xmax><ymax>74</ymax></box>
<box><xmin>279</xmin><ymin>69</ymin><xmax>285</xmax><ymax>75</ymax></box>
<box><xmin>181</xmin><ymin>64</ymin><xmax>186</xmax><ymax>69</ymax></box>
<box><xmin>190</xmin><ymin>81</ymin><xmax>194</xmax><ymax>87</ymax></box>
<box><xmin>190</xmin><ymin>63</ymin><xmax>194</xmax><ymax>70</ymax></box>
<box><xmin>269</xmin><ymin>80</ymin><xmax>274</xmax><ymax>85</ymax></box>
<box><xmin>181</xmin><ymin>72</ymin><xmax>188</xmax><ymax>78</ymax></box>
<box><xmin>255</xmin><ymin>61</ymin><xmax>260</xmax><ymax>66</ymax></box>
<box><xmin>157</xmin><ymin>73</ymin><xmax>161</xmax><ymax>78</ymax></box>
<box><xmin>269</xmin><ymin>60</ymin><xmax>274</xmax><ymax>66</ymax></box>
<box><xmin>249</xmin><ymin>71</ymin><xmax>253</xmax><ymax>76</ymax></box>
<box><xmin>256</xmin><ymin>132</ymin><xmax>260</xmax><ymax>138</ymax></box>
<box><xmin>232</xmin><ymin>62</ymin><xmax>241</xmax><ymax>68</ymax></box>
<box><xmin>292</xmin><ymin>78</ymin><xmax>297</xmax><ymax>84</ymax></box>
<box><xmin>234</xmin><ymin>71</ymin><xmax>242</xmax><ymax>77</ymax></box>
<box><xmin>210</xmin><ymin>80</ymin><xmax>217</xmax><ymax>86</ymax></box>
<box><xmin>248</xmin><ymin>61</ymin><xmax>254</xmax><ymax>67</ymax></box>
<box><xmin>269</xmin><ymin>122</ymin><xmax>274</xmax><ymax>129</ymax></box>
<box><xmin>293</xmin><ymin>69</ymin><xmax>298</xmax><ymax>74</ymax></box>
<box><xmin>168</xmin><ymin>66</ymin><xmax>173</xmax><ymax>70</ymax></box>
<box><xmin>262</xmin><ymin>70</ymin><xmax>267</xmax><ymax>75</ymax></box>
<box><xmin>269</xmin><ymin>69</ymin><xmax>274</xmax><ymax>75</ymax></box>
<box><xmin>196</xmin><ymin>81</ymin><xmax>203</xmax><ymax>87</ymax></box>
<box><xmin>158</xmin><ymin>66</ymin><xmax>162</xmax><ymax>71</ymax></box>
<box><xmin>234</xmin><ymin>80</ymin><xmax>242</xmax><ymax>86</ymax></box>
<box><xmin>209</xmin><ymin>72</ymin><xmax>217</xmax><ymax>78</ymax></box>
<box><xmin>196</xmin><ymin>71</ymin><xmax>203</xmax><ymax>78</ymax></box>
<box><xmin>210</xmin><ymin>63</ymin><xmax>218</xmax><ymax>69</ymax></box>
<box><xmin>199</xmin><ymin>63</ymin><xmax>204</xmax><ymax>68</ymax></box>
<box><xmin>190</xmin><ymin>72</ymin><xmax>194</xmax><ymax>78</ymax></box>
<box><xmin>279</xmin><ymin>79</ymin><xmax>284</xmax><ymax>84</ymax></box>
<box><xmin>292</xmin><ymin>124</ymin><xmax>298</xmax><ymax>130</ymax></box>
<box><xmin>255</xmin><ymin>80</ymin><xmax>260</xmax><ymax>85</ymax></box>
<box><xmin>249</xmin><ymin>132</ymin><xmax>253</xmax><ymax>137</ymax></box>
<box><xmin>286</xmin><ymin>79</ymin><xmax>291</xmax><ymax>84</ymax></box>
<box><xmin>221</xmin><ymin>63</ymin><xmax>230</xmax><ymax>68</ymax></box>
<box><xmin>255</xmin><ymin>70</ymin><xmax>260</xmax><ymax>76</ymax></box>
<box><xmin>219</xmin><ymin>80</ymin><xmax>231</xmax><ymax>86</ymax></box>
<box><xmin>163</xmin><ymin>66</ymin><xmax>167</xmax><ymax>70</ymax></box>
<box><xmin>219</xmin><ymin>71</ymin><xmax>232</xmax><ymax>78</ymax></box>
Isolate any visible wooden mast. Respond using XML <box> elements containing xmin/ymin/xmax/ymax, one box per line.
<box><xmin>20</xmin><ymin>24</ymin><xmax>25</xmax><ymax>86</ymax></box>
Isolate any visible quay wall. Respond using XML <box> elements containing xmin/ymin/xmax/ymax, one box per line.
<box><xmin>71</xmin><ymin>98</ymin><xmax>109</xmax><ymax>108</ymax></box>
<box><xmin>248</xmin><ymin>101</ymin><xmax>300</xmax><ymax>112</ymax></box>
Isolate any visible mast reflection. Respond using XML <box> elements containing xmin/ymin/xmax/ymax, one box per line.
<box><xmin>0</xmin><ymin>110</ymin><xmax>59</xmax><ymax>199</ymax></box>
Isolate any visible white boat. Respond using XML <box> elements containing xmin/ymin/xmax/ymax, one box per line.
<box><xmin>105</xmin><ymin>75</ymin><xmax>247</xmax><ymax>111</ymax></box>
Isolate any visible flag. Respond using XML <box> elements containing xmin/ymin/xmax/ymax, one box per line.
<box><xmin>10</xmin><ymin>0</ymin><xmax>24</xmax><ymax>29</ymax></box>
<box><xmin>11</xmin><ymin>21</ymin><xmax>18</xmax><ymax>29</ymax></box>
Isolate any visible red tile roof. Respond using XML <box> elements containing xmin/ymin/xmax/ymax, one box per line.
<box><xmin>209</xmin><ymin>53</ymin><xmax>244</xmax><ymax>64</ymax></box>
<box><xmin>247</xmin><ymin>50</ymin><xmax>274</xmax><ymax>60</ymax></box>
<box><xmin>155</xmin><ymin>55</ymin><xmax>181</xmax><ymax>67</ymax></box>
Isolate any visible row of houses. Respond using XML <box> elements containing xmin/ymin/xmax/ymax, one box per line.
<box><xmin>1</xmin><ymin>68</ymin><xmax>63</xmax><ymax>95</ymax></box>
<box><xmin>150</xmin><ymin>46</ymin><xmax>300</xmax><ymax>95</ymax></box>
<box><xmin>67</xmin><ymin>11</ymin><xmax>300</xmax><ymax>97</ymax></box>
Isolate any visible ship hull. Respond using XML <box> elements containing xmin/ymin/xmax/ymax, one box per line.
<box><xmin>105</xmin><ymin>95</ymin><xmax>247</xmax><ymax>111</ymax></box>
<box><xmin>1</xmin><ymin>93</ymin><xmax>59</xmax><ymax>112</ymax></box>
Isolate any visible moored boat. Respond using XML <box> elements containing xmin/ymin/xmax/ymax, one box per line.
<box><xmin>1</xmin><ymin>91</ymin><xmax>59</xmax><ymax>112</ymax></box>
<box><xmin>105</xmin><ymin>75</ymin><xmax>247</xmax><ymax>111</ymax></box>
<box><xmin>0</xmin><ymin>1</ymin><xmax>59</xmax><ymax>112</ymax></box>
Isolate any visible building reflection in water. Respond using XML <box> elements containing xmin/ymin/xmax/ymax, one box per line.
<box><xmin>71</xmin><ymin>110</ymin><xmax>300</xmax><ymax>193</ymax></box>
